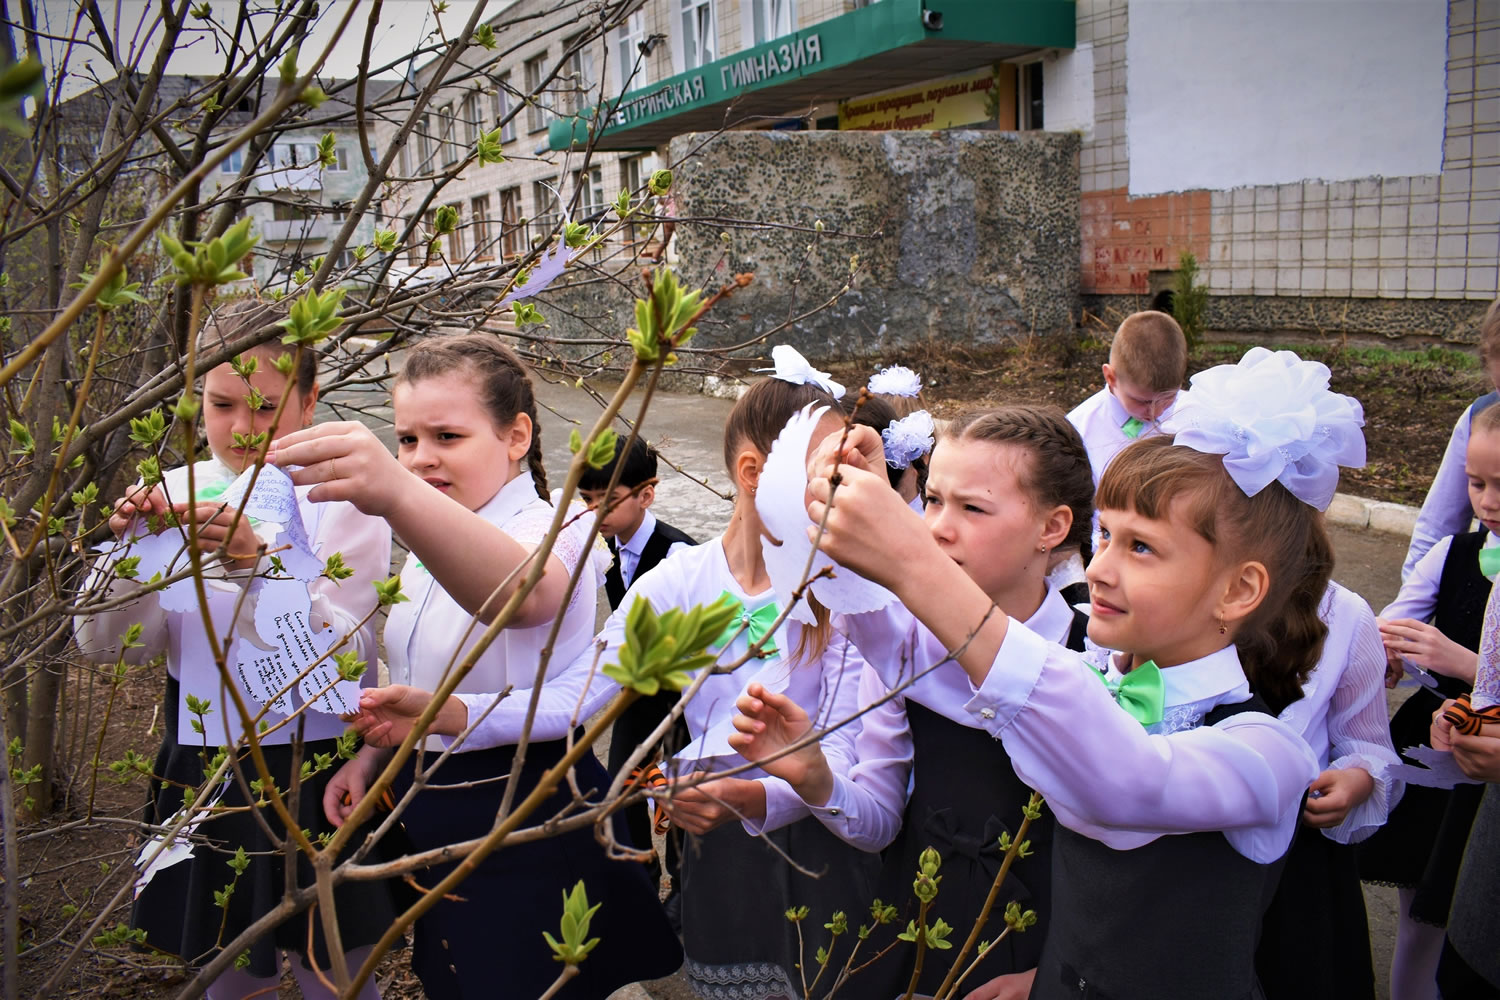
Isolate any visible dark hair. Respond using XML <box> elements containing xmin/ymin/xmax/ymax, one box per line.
<box><xmin>580</xmin><ymin>435</ymin><xmax>658</xmax><ymax>491</ymax></box>
<box><xmin>1097</xmin><ymin>436</ymin><xmax>1333</xmax><ymax>714</ymax></box>
<box><xmin>722</xmin><ymin>376</ymin><xmax>840</xmax><ymax>477</ymax></box>
<box><xmin>199</xmin><ymin>297</ymin><xmax>319</xmax><ymax>395</ymax></box>
<box><xmin>942</xmin><ymin>405</ymin><xmax>1095</xmax><ymax>552</ymax></box>
<box><xmin>395</xmin><ymin>334</ymin><xmax>548</xmax><ymax>501</ymax></box>
<box><xmin>1111</xmin><ymin>310</ymin><xmax>1188</xmax><ymax>393</ymax></box>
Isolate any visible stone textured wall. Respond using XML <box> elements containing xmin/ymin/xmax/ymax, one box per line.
<box><xmin>1083</xmin><ymin>293</ymin><xmax>1493</xmax><ymax>348</ymax></box>
<box><xmin>659</xmin><ymin>129</ymin><xmax>1081</xmax><ymax>358</ymax></box>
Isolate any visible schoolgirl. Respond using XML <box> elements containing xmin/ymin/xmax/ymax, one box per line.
<box><xmin>1357</xmin><ymin>398</ymin><xmax>1500</xmax><ymax>1000</ymax></box>
<box><xmin>737</xmin><ymin>347</ymin><xmax>1364</xmax><ymax>999</ymax></box>
<box><xmin>732</xmin><ymin>405</ymin><xmax>1094</xmax><ymax>999</ymax></box>
<box><xmin>1255</xmin><ymin>580</ymin><xmax>1401</xmax><ymax>1000</ymax></box>
<box><xmin>75</xmin><ymin>299</ymin><xmax>395</xmax><ymax>999</ymax></box>
<box><xmin>271</xmin><ymin>335</ymin><xmax>680</xmax><ymax>999</ymax></box>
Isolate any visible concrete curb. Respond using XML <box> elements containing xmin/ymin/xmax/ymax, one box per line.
<box><xmin>1326</xmin><ymin>493</ymin><xmax>1420</xmax><ymax>538</ymax></box>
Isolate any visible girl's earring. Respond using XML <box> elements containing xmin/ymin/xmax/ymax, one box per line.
<box><xmin>1217</xmin><ymin>615</ymin><xmax>1227</xmax><ymax>636</ymax></box>
<box><xmin>1039</xmin><ymin>544</ymin><xmax>1048</xmax><ymax>555</ymax></box>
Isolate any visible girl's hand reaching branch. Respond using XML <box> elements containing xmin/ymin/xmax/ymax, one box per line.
<box><xmin>728</xmin><ymin>682</ymin><xmax>834</xmax><ymax>806</ymax></box>
<box><xmin>347</xmin><ymin>684</ymin><xmax>468</xmax><ymax>747</ymax></box>
<box><xmin>270</xmin><ymin>420</ymin><xmax>411</xmax><ymax>514</ymax></box>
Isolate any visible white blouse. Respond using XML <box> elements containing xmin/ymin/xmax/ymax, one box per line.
<box><xmin>962</xmin><ymin>623</ymin><xmax>1318</xmax><ymax>863</ymax></box>
<box><xmin>73</xmin><ymin>458</ymin><xmax>390</xmax><ymax>745</ymax></box>
<box><xmin>385</xmin><ymin>471</ymin><xmax>607</xmax><ymax>751</ymax></box>
<box><xmin>1278</xmin><ymin>582</ymin><xmax>1402</xmax><ymax>843</ymax></box>
<box><xmin>460</xmin><ymin>537</ymin><xmax>870</xmax><ymax>834</ymax></box>
<box><xmin>809</xmin><ymin>586</ymin><xmax>1078</xmax><ymax>850</ymax></box>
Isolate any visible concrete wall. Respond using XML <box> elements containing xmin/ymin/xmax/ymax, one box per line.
<box><xmin>657</xmin><ymin>129</ymin><xmax>1080</xmax><ymax>357</ymax></box>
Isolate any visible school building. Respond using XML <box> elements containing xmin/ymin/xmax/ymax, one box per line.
<box><xmin>381</xmin><ymin>0</ymin><xmax>1497</xmax><ymax>347</ymax></box>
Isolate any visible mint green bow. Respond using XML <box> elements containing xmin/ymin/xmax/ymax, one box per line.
<box><xmin>1121</xmin><ymin>416</ymin><xmax>1146</xmax><ymax>440</ymax></box>
<box><xmin>1095</xmin><ymin>659</ymin><xmax>1165</xmax><ymax>727</ymax></box>
<box><xmin>196</xmin><ymin>480</ymin><xmax>229</xmax><ymax>502</ymax></box>
<box><xmin>1481</xmin><ymin>546</ymin><xmax>1500</xmax><ymax>582</ymax></box>
<box><xmin>715</xmin><ymin>591</ymin><xmax>779</xmax><ymax>657</ymax></box>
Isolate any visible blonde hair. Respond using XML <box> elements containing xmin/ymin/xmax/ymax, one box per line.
<box><xmin>1480</xmin><ymin>297</ymin><xmax>1500</xmax><ymax>368</ymax></box>
<box><xmin>1110</xmin><ymin>311</ymin><xmax>1188</xmax><ymax>393</ymax></box>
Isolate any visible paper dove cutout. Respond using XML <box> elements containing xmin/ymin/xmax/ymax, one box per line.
<box><xmin>1389</xmin><ymin>744</ymin><xmax>1484</xmax><ymax>790</ymax></box>
<box><xmin>497</xmin><ymin>231</ymin><xmax>586</xmax><ymax>307</ymax></box>
<box><xmin>755</xmin><ymin>403</ymin><xmax>895</xmax><ymax>623</ymax></box>
<box><xmin>754</xmin><ymin>345</ymin><xmax>845</xmax><ymax>399</ymax></box>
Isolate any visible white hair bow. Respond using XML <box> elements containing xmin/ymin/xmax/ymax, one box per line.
<box><xmin>1162</xmin><ymin>347</ymin><xmax>1366</xmax><ymax>511</ymax></box>
<box><xmin>868</xmin><ymin>365</ymin><xmax>922</xmax><ymax>397</ymax></box>
<box><xmin>882</xmin><ymin>410</ymin><xmax>935</xmax><ymax>469</ymax></box>
<box><xmin>754</xmin><ymin>345</ymin><xmax>845</xmax><ymax>399</ymax></box>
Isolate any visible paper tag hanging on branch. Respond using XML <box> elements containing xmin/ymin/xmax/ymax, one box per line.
<box><xmin>246</xmin><ymin>577</ymin><xmax>357</xmax><ymax>716</ymax></box>
<box><xmin>755</xmin><ymin>403</ymin><xmax>896</xmax><ymax>624</ymax></box>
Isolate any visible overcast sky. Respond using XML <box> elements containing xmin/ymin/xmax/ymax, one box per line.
<box><xmin>33</xmin><ymin>1</ymin><xmax>485</xmax><ymax>98</ymax></box>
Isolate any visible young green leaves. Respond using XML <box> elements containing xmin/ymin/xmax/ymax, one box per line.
<box><xmin>603</xmin><ymin>593</ymin><xmax>741</xmax><ymax>696</ymax></box>
<box><xmin>475</xmin><ymin>127</ymin><xmax>505</xmax><ymax>165</ymax></box>
<box><xmin>568</xmin><ymin>427</ymin><xmax>617</xmax><ymax>470</ymax></box>
<box><xmin>627</xmin><ymin>266</ymin><xmax>703</xmax><ymax>364</ymax></box>
<box><xmin>278</xmin><ymin>286</ymin><xmax>345</xmax><ymax>345</ymax></box>
<box><xmin>543</xmin><ymin>881</ymin><xmax>601</xmax><ymax>966</ymax></box>
<box><xmin>70</xmin><ymin>265</ymin><xmax>144</xmax><ymax>312</ymax></box>
<box><xmin>159</xmin><ymin>217</ymin><xmax>258</xmax><ymax>287</ymax></box>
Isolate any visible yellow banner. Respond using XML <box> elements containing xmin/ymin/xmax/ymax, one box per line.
<box><xmin>838</xmin><ymin>67</ymin><xmax>998</xmax><ymax>132</ymax></box>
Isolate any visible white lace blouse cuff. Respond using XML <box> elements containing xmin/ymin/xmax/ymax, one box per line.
<box><xmin>1322</xmin><ymin>751</ymin><xmax>1403</xmax><ymax>844</ymax></box>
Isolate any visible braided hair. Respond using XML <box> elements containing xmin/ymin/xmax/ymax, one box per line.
<box><xmin>942</xmin><ymin>405</ymin><xmax>1096</xmax><ymax>552</ymax></box>
<box><xmin>395</xmin><ymin>335</ymin><xmax>549</xmax><ymax>501</ymax></box>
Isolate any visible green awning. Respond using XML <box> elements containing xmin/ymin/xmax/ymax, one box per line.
<box><xmin>549</xmin><ymin>0</ymin><xmax>1075</xmax><ymax>152</ymax></box>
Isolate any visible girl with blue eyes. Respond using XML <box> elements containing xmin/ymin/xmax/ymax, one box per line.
<box><xmin>271</xmin><ymin>334</ymin><xmax>679</xmax><ymax>999</ymax></box>
<box><xmin>735</xmin><ymin>349</ymin><xmax>1367</xmax><ymax>1000</ymax></box>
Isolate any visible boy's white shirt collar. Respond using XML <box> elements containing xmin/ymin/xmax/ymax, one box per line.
<box><xmin>1103</xmin><ymin>643</ymin><xmax>1252</xmax><ymax>734</ymax></box>
<box><xmin>1105</xmin><ymin>386</ymin><xmax>1175</xmax><ymax>436</ymax></box>
<box><xmin>619</xmin><ymin>508</ymin><xmax>658</xmax><ymax>556</ymax></box>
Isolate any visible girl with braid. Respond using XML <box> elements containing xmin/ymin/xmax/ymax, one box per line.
<box><xmin>271</xmin><ymin>334</ymin><xmax>680</xmax><ymax>998</ymax></box>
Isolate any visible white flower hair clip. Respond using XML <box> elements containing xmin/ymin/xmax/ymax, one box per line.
<box><xmin>1161</xmin><ymin>346</ymin><xmax>1366</xmax><ymax>511</ymax></box>
<box><xmin>867</xmin><ymin>365</ymin><xmax>922</xmax><ymax>397</ymax></box>
<box><xmin>754</xmin><ymin>345</ymin><xmax>845</xmax><ymax>399</ymax></box>
<box><xmin>882</xmin><ymin>409</ymin><xmax>935</xmax><ymax>470</ymax></box>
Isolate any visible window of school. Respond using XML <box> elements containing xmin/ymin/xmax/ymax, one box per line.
<box><xmin>406</xmin><ymin>215</ymin><xmax>425</xmax><ymax>266</ymax></box>
<box><xmin>614</xmin><ymin>12</ymin><xmax>648</xmax><ymax>95</ymax></box>
<box><xmin>418</xmin><ymin>114</ymin><xmax>435</xmax><ymax>173</ymax></box>
<box><xmin>500</xmin><ymin>186</ymin><xmax>522</xmax><ymax>257</ymax></box>
<box><xmin>621</xmin><ymin>155</ymin><xmax>650</xmax><ymax>242</ymax></box>
<box><xmin>1019</xmin><ymin>60</ymin><xmax>1044</xmax><ymax>130</ymax></box>
<box><xmin>471</xmin><ymin>194</ymin><xmax>493</xmax><ymax>259</ymax></box>
<box><xmin>220</xmin><ymin>149</ymin><xmax>244</xmax><ymax>173</ymax></box>
<box><xmin>271</xmin><ymin>199</ymin><xmax>312</xmax><ymax>221</ymax></box>
<box><xmin>750</xmin><ymin>0</ymin><xmax>794</xmax><ymax>46</ymax></box>
<box><xmin>462</xmin><ymin>91</ymin><xmax>483</xmax><ymax>146</ymax></box>
<box><xmin>525</xmin><ymin>55</ymin><xmax>550</xmax><ymax>134</ymax></box>
<box><xmin>326</xmin><ymin>145</ymin><xmax>349</xmax><ymax>171</ymax></box>
<box><xmin>573</xmin><ymin>167</ymin><xmax>606</xmax><ymax>220</ymax></box>
<box><xmin>496</xmin><ymin>74</ymin><xmax>516</xmax><ymax>143</ymax></box>
<box><xmin>562</xmin><ymin>35</ymin><xmax>596</xmax><ymax>116</ymax></box>
<box><xmin>532</xmin><ymin>180</ymin><xmax>559</xmax><ymax>235</ymax></box>
<box><xmin>439</xmin><ymin>104</ymin><xmax>460</xmax><ymax>166</ymax></box>
<box><xmin>679</xmin><ymin>0</ymin><xmax>716</xmax><ymax>70</ymax></box>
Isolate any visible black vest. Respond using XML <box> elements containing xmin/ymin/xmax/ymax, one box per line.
<box><xmin>605</xmin><ymin>519</ymin><xmax>695</xmax><ymax>609</ymax></box>
<box><xmin>1434</xmin><ymin>529</ymin><xmax>1491</xmax><ymax>699</ymax></box>
<box><xmin>875</xmin><ymin>610</ymin><xmax>1091</xmax><ymax>996</ymax></box>
<box><xmin>1032</xmin><ymin>696</ymin><xmax>1288</xmax><ymax>1000</ymax></box>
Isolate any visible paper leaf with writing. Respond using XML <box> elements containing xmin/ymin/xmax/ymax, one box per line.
<box><xmin>218</xmin><ymin>465</ymin><xmax>322</xmax><ymax>580</ymax></box>
<box><xmin>241</xmin><ymin>578</ymin><xmax>353</xmax><ymax>717</ymax></box>
<box><xmin>755</xmin><ymin>403</ymin><xmax>895</xmax><ymax>624</ymax></box>
<box><xmin>1390</xmin><ymin>744</ymin><xmax>1483</xmax><ymax>790</ymax></box>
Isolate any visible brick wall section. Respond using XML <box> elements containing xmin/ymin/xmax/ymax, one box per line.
<box><xmin>1081</xmin><ymin>189</ymin><xmax>1211</xmax><ymax>295</ymax></box>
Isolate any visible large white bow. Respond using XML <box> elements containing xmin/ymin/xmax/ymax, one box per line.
<box><xmin>1162</xmin><ymin>347</ymin><xmax>1366</xmax><ymax>511</ymax></box>
<box><xmin>754</xmin><ymin>345</ymin><xmax>845</xmax><ymax>399</ymax></box>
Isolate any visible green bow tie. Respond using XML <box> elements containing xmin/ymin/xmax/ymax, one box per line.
<box><xmin>1096</xmin><ymin>659</ymin><xmax>1165</xmax><ymax>727</ymax></box>
<box><xmin>1121</xmin><ymin>416</ymin><xmax>1146</xmax><ymax>440</ymax></box>
<box><xmin>715</xmin><ymin>591</ymin><xmax>779</xmax><ymax>657</ymax></box>
<box><xmin>1481</xmin><ymin>546</ymin><xmax>1500</xmax><ymax>581</ymax></box>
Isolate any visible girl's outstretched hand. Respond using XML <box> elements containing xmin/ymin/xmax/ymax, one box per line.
<box><xmin>268</xmin><ymin>421</ymin><xmax>408</xmax><ymax>514</ymax></box>
<box><xmin>348</xmin><ymin>684</ymin><xmax>468</xmax><ymax>747</ymax></box>
<box><xmin>1431</xmin><ymin>698</ymin><xmax>1458</xmax><ymax>751</ymax></box>
<box><xmin>963</xmin><ymin>969</ymin><xmax>1037</xmax><ymax>1000</ymax></box>
<box><xmin>806</xmin><ymin>422</ymin><xmax>884</xmax><ymax>480</ymax></box>
<box><xmin>1301</xmin><ymin>766</ymin><xmax>1375</xmax><ymax>828</ymax></box>
<box><xmin>806</xmin><ymin>461</ymin><xmax>934</xmax><ymax>587</ymax></box>
<box><xmin>176</xmin><ymin>501</ymin><xmax>261</xmax><ymax>569</ymax></box>
<box><xmin>1378</xmin><ymin>618</ymin><xmax>1478</xmax><ymax>684</ymax></box>
<box><xmin>728</xmin><ymin>681</ymin><xmax>833</xmax><ymax>805</ymax></box>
